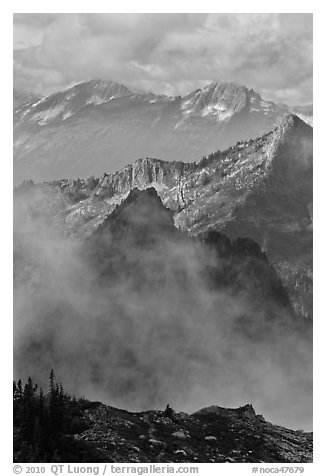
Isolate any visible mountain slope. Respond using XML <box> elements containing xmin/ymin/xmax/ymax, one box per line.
<box><xmin>13</xmin><ymin>80</ymin><xmax>307</xmax><ymax>184</ymax></box>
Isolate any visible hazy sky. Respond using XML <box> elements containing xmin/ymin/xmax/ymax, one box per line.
<box><xmin>13</xmin><ymin>13</ymin><xmax>313</xmax><ymax>105</ymax></box>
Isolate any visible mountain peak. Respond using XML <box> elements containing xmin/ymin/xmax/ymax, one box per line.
<box><xmin>181</xmin><ymin>80</ymin><xmax>249</xmax><ymax>121</ymax></box>
<box><xmin>71</xmin><ymin>78</ymin><xmax>132</xmax><ymax>95</ymax></box>
<box><xmin>14</xmin><ymin>78</ymin><xmax>132</xmax><ymax>125</ymax></box>
<box><xmin>276</xmin><ymin>113</ymin><xmax>313</xmax><ymax>139</ymax></box>
<box><xmin>204</xmin><ymin>80</ymin><xmax>247</xmax><ymax>92</ymax></box>
<box><xmin>92</xmin><ymin>187</ymin><xmax>175</xmax><ymax>244</ymax></box>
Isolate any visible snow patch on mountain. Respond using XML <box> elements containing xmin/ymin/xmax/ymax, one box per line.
<box><xmin>62</xmin><ymin>111</ymin><xmax>74</xmax><ymax>121</ymax></box>
<box><xmin>33</xmin><ymin>104</ymin><xmax>66</xmax><ymax>125</ymax></box>
<box><xmin>85</xmin><ymin>94</ymin><xmax>116</xmax><ymax>106</ymax></box>
<box><xmin>201</xmin><ymin>104</ymin><xmax>234</xmax><ymax>121</ymax></box>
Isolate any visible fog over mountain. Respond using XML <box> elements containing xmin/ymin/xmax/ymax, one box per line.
<box><xmin>15</xmin><ymin>113</ymin><xmax>312</xmax><ymax>318</ymax></box>
<box><xmin>14</xmin><ymin>185</ymin><xmax>312</xmax><ymax>431</ymax></box>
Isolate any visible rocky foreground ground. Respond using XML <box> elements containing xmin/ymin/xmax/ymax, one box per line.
<box><xmin>74</xmin><ymin>402</ymin><xmax>313</xmax><ymax>463</ymax></box>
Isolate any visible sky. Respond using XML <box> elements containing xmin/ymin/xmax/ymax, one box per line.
<box><xmin>13</xmin><ymin>12</ymin><xmax>312</xmax><ymax>109</ymax></box>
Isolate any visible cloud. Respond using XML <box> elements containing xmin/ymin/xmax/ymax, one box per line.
<box><xmin>13</xmin><ymin>13</ymin><xmax>312</xmax><ymax>105</ymax></box>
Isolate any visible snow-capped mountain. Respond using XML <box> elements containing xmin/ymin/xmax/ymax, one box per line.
<box><xmin>14</xmin><ymin>79</ymin><xmax>132</xmax><ymax>124</ymax></box>
<box><xmin>13</xmin><ymin>79</ymin><xmax>313</xmax><ymax>184</ymax></box>
<box><xmin>180</xmin><ymin>81</ymin><xmax>286</xmax><ymax>123</ymax></box>
<box><xmin>14</xmin><ymin>79</ymin><xmax>290</xmax><ymax>127</ymax></box>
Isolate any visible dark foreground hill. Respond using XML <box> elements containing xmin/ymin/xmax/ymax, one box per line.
<box><xmin>13</xmin><ymin>375</ymin><xmax>312</xmax><ymax>463</ymax></box>
<box><xmin>71</xmin><ymin>401</ymin><xmax>313</xmax><ymax>463</ymax></box>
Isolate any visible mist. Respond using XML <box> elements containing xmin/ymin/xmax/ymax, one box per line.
<box><xmin>13</xmin><ymin>189</ymin><xmax>312</xmax><ymax>431</ymax></box>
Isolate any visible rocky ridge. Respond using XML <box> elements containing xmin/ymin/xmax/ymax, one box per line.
<box><xmin>72</xmin><ymin>402</ymin><xmax>313</xmax><ymax>463</ymax></box>
<box><xmin>32</xmin><ymin>114</ymin><xmax>308</xmax><ymax>237</ymax></box>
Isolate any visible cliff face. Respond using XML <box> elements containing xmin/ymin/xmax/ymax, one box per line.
<box><xmin>96</xmin><ymin>158</ymin><xmax>191</xmax><ymax>202</ymax></box>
